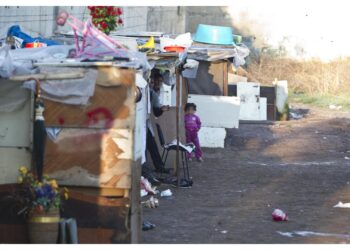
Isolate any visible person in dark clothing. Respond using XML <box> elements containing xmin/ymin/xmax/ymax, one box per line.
<box><xmin>141</xmin><ymin>69</ymin><xmax>170</xmax><ymax>185</ymax></box>
<box><xmin>146</xmin><ymin>89</ymin><xmax>169</xmax><ymax>173</ymax></box>
<box><xmin>146</xmin><ymin>76</ymin><xmax>170</xmax><ymax>174</ymax></box>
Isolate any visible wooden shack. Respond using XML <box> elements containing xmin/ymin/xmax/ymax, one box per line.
<box><xmin>0</xmin><ymin>66</ymin><xmax>142</xmax><ymax>243</ymax></box>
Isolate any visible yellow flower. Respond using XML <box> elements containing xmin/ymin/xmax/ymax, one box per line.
<box><xmin>64</xmin><ymin>187</ymin><xmax>69</xmax><ymax>193</ymax></box>
<box><xmin>50</xmin><ymin>180</ymin><xmax>58</xmax><ymax>189</ymax></box>
<box><xmin>64</xmin><ymin>192</ymin><xmax>69</xmax><ymax>200</ymax></box>
<box><xmin>19</xmin><ymin>166</ymin><xmax>28</xmax><ymax>175</ymax></box>
<box><xmin>17</xmin><ymin>176</ymin><xmax>23</xmax><ymax>184</ymax></box>
<box><xmin>37</xmin><ymin>182</ymin><xmax>43</xmax><ymax>187</ymax></box>
<box><xmin>43</xmin><ymin>174</ymin><xmax>49</xmax><ymax>180</ymax></box>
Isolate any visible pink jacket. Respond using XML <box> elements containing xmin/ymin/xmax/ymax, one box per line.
<box><xmin>185</xmin><ymin>114</ymin><xmax>201</xmax><ymax>133</ymax></box>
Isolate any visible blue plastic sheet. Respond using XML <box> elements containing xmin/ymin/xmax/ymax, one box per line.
<box><xmin>7</xmin><ymin>25</ymin><xmax>60</xmax><ymax>47</ymax></box>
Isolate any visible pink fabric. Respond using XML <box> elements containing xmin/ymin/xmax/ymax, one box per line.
<box><xmin>185</xmin><ymin>114</ymin><xmax>202</xmax><ymax>158</ymax></box>
<box><xmin>185</xmin><ymin>114</ymin><xmax>201</xmax><ymax>132</ymax></box>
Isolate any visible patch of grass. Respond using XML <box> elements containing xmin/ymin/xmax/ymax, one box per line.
<box><xmin>246</xmin><ymin>54</ymin><xmax>350</xmax><ymax>98</ymax></box>
<box><xmin>289</xmin><ymin>92</ymin><xmax>350</xmax><ymax>111</ymax></box>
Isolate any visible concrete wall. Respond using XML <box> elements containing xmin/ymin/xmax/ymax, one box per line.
<box><xmin>0</xmin><ymin>6</ymin><xmax>150</xmax><ymax>37</ymax></box>
<box><xmin>147</xmin><ymin>6</ymin><xmax>185</xmax><ymax>34</ymax></box>
<box><xmin>0</xmin><ymin>6</ymin><xmax>181</xmax><ymax>36</ymax></box>
<box><xmin>185</xmin><ymin>6</ymin><xmax>233</xmax><ymax>34</ymax></box>
<box><xmin>0</xmin><ymin>7</ymin><xmax>56</xmax><ymax>37</ymax></box>
<box><xmin>2</xmin><ymin>3</ymin><xmax>349</xmax><ymax>60</ymax></box>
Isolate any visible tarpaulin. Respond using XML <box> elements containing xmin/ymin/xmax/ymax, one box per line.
<box><xmin>7</xmin><ymin>25</ymin><xmax>60</xmax><ymax>47</ymax></box>
<box><xmin>23</xmin><ymin>67</ymin><xmax>98</xmax><ymax>105</ymax></box>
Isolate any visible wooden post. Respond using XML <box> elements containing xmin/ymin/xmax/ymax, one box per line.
<box><xmin>223</xmin><ymin>60</ymin><xmax>228</xmax><ymax>96</ymax></box>
<box><xmin>130</xmin><ymin>160</ymin><xmax>141</xmax><ymax>243</ymax></box>
<box><xmin>175</xmin><ymin>67</ymin><xmax>180</xmax><ymax>186</ymax></box>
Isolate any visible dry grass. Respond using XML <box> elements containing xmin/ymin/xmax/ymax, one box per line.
<box><xmin>246</xmin><ymin>54</ymin><xmax>350</xmax><ymax>96</ymax></box>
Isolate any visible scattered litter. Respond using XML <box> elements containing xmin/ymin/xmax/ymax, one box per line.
<box><xmin>221</xmin><ymin>230</ymin><xmax>228</xmax><ymax>234</ymax></box>
<box><xmin>141</xmin><ymin>176</ymin><xmax>157</xmax><ymax>195</ymax></box>
<box><xmin>272</xmin><ymin>209</ymin><xmax>288</xmax><ymax>221</ymax></box>
<box><xmin>277</xmin><ymin>231</ymin><xmax>350</xmax><ymax>239</ymax></box>
<box><xmin>140</xmin><ymin>189</ymin><xmax>148</xmax><ymax>197</ymax></box>
<box><xmin>289</xmin><ymin>112</ymin><xmax>304</xmax><ymax>120</ymax></box>
<box><xmin>160</xmin><ymin>189</ymin><xmax>173</xmax><ymax>197</ymax></box>
<box><xmin>323</xmin><ymin>137</ymin><xmax>327</xmax><ymax>140</ymax></box>
<box><xmin>329</xmin><ymin>104</ymin><xmax>342</xmax><ymax>110</ymax></box>
<box><xmin>315</xmin><ymin>130</ymin><xmax>319</xmax><ymax>134</ymax></box>
<box><xmin>277</xmin><ymin>231</ymin><xmax>294</xmax><ymax>238</ymax></box>
<box><xmin>142</xmin><ymin>196</ymin><xmax>159</xmax><ymax>208</ymax></box>
<box><xmin>235</xmin><ymin>189</ymin><xmax>247</xmax><ymax>193</ymax></box>
<box><xmin>142</xmin><ymin>221</ymin><xmax>156</xmax><ymax>231</ymax></box>
<box><xmin>334</xmin><ymin>201</ymin><xmax>350</xmax><ymax>208</ymax></box>
<box><xmin>184</xmin><ymin>59</ymin><xmax>199</xmax><ymax>69</ymax></box>
<box><xmin>345</xmin><ymin>156</ymin><xmax>350</xmax><ymax>160</ymax></box>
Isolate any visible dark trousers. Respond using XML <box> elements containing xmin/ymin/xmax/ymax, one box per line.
<box><xmin>146</xmin><ymin>128</ymin><xmax>164</xmax><ymax>171</ymax></box>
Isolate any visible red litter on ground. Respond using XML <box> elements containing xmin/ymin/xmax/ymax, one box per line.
<box><xmin>272</xmin><ymin>209</ymin><xmax>288</xmax><ymax>221</ymax></box>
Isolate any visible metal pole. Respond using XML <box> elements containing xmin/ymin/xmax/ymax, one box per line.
<box><xmin>175</xmin><ymin>67</ymin><xmax>180</xmax><ymax>187</ymax></box>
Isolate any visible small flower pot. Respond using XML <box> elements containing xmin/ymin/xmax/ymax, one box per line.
<box><xmin>28</xmin><ymin>208</ymin><xmax>60</xmax><ymax>244</ymax></box>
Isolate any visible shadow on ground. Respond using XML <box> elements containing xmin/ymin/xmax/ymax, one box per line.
<box><xmin>142</xmin><ymin>105</ymin><xmax>350</xmax><ymax>243</ymax></box>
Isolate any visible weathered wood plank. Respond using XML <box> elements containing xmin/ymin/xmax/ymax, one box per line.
<box><xmin>44</xmin><ymin>128</ymin><xmax>133</xmax><ymax>189</ymax></box>
<box><xmin>44</xmin><ymin>85</ymin><xmax>132</xmax><ymax>129</ymax></box>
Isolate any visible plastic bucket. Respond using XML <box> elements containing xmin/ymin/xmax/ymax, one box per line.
<box><xmin>194</xmin><ymin>24</ymin><xmax>235</xmax><ymax>45</ymax></box>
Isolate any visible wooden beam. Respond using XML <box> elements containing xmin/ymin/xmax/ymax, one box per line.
<box><xmin>223</xmin><ymin>61</ymin><xmax>228</xmax><ymax>96</ymax></box>
<box><xmin>175</xmin><ymin>67</ymin><xmax>180</xmax><ymax>186</ymax></box>
<box><xmin>9</xmin><ymin>71</ymin><xmax>85</xmax><ymax>81</ymax></box>
<box><xmin>68</xmin><ymin>187</ymin><xmax>126</xmax><ymax>197</ymax></box>
<box><xmin>68</xmin><ymin>188</ymin><xmax>129</xmax><ymax>207</ymax></box>
<box><xmin>130</xmin><ymin>160</ymin><xmax>141</xmax><ymax>243</ymax></box>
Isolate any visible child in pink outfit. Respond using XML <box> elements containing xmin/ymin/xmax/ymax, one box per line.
<box><xmin>184</xmin><ymin>103</ymin><xmax>203</xmax><ymax>162</ymax></box>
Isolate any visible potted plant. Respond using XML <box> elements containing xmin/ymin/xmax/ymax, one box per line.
<box><xmin>88</xmin><ymin>6</ymin><xmax>123</xmax><ymax>35</ymax></box>
<box><xmin>11</xmin><ymin>166</ymin><xmax>69</xmax><ymax>243</ymax></box>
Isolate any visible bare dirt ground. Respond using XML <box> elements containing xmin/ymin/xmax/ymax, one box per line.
<box><xmin>142</xmin><ymin>103</ymin><xmax>350</xmax><ymax>244</ymax></box>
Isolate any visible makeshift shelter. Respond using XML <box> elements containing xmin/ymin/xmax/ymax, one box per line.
<box><xmin>0</xmin><ymin>34</ymin><xmax>190</xmax><ymax>243</ymax></box>
<box><xmin>181</xmin><ymin>43</ymin><xmax>247</xmax><ymax>148</ymax></box>
<box><xmin>0</xmin><ymin>45</ymin><xmax>146</xmax><ymax>243</ymax></box>
<box><xmin>185</xmin><ymin>43</ymin><xmax>250</xmax><ymax>96</ymax></box>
